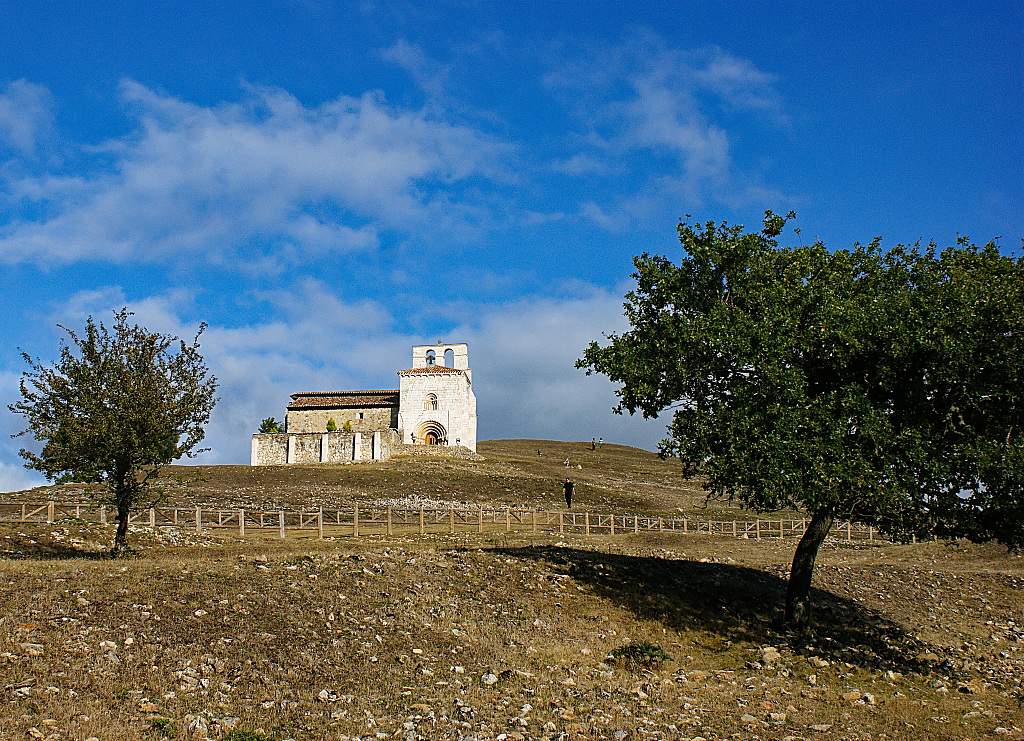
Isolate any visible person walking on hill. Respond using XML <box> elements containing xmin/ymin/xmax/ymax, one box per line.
<box><xmin>563</xmin><ymin>478</ymin><xmax>575</xmax><ymax>509</ymax></box>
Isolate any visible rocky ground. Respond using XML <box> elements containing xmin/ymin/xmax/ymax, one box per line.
<box><xmin>1</xmin><ymin>521</ymin><xmax>1021</xmax><ymax>741</ymax></box>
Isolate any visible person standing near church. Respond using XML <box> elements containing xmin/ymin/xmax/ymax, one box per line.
<box><xmin>563</xmin><ymin>478</ymin><xmax>574</xmax><ymax>509</ymax></box>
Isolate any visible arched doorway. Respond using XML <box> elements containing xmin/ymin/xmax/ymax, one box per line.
<box><xmin>415</xmin><ymin>420</ymin><xmax>447</xmax><ymax>446</ymax></box>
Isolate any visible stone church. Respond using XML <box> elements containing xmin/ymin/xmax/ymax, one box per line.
<box><xmin>251</xmin><ymin>342</ymin><xmax>477</xmax><ymax>465</ymax></box>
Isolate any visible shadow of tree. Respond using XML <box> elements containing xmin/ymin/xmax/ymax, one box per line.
<box><xmin>490</xmin><ymin>545</ymin><xmax>944</xmax><ymax>675</ymax></box>
<box><xmin>1</xmin><ymin>540</ymin><xmax>112</xmax><ymax>560</ymax></box>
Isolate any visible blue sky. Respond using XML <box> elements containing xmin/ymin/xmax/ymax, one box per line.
<box><xmin>1</xmin><ymin>1</ymin><xmax>1021</xmax><ymax>488</ymax></box>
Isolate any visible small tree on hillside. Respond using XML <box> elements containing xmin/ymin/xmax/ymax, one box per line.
<box><xmin>9</xmin><ymin>309</ymin><xmax>219</xmax><ymax>556</ymax></box>
<box><xmin>579</xmin><ymin>212</ymin><xmax>1023</xmax><ymax>629</ymax></box>
<box><xmin>259</xmin><ymin>417</ymin><xmax>281</xmax><ymax>433</ymax></box>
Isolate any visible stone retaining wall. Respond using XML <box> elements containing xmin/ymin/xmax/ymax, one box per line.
<box><xmin>251</xmin><ymin>429</ymin><xmax>401</xmax><ymax>466</ymax></box>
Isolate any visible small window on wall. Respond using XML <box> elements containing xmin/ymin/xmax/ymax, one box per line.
<box><xmin>424</xmin><ymin>393</ymin><xmax>438</xmax><ymax>411</ymax></box>
<box><xmin>358</xmin><ymin>412</ymin><xmax>364</xmax><ymax>420</ymax></box>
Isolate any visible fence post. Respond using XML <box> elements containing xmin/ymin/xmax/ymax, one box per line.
<box><xmin>531</xmin><ymin>508</ymin><xmax>537</xmax><ymax>534</ymax></box>
<box><xmin>21</xmin><ymin>503</ymin><xmax>27</xmax><ymax>522</ymax></box>
<box><xmin>194</xmin><ymin>507</ymin><xmax>201</xmax><ymax>534</ymax></box>
<box><xmin>419</xmin><ymin>507</ymin><xmax>425</xmax><ymax>535</ymax></box>
<box><xmin>868</xmin><ymin>525</ymin><xmax>874</xmax><ymax>542</ymax></box>
<box><xmin>585</xmin><ymin>512</ymin><xmax>590</xmax><ymax>536</ymax></box>
<box><xmin>559</xmin><ymin>511</ymin><xmax>564</xmax><ymax>534</ymax></box>
<box><xmin>386</xmin><ymin>507</ymin><xmax>393</xmax><ymax>537</ymax></box>
<box><xmin>755</xmin><ymin>519</ymin><xmax>761</xmax><ymax>540</ymax></box>
<box><xmin>47</xmin><ymin>501</ymin><xmax>54</xmax><ymax>523</ymax></box>
<box><xmin>683</xmin><ymin>517</ymin><xmax>688</xmax><ymax>534</ymax></box>
<box><xmin>318</xmin><ymin>507</ymin><xmax>324</xmax><ymax>539</ymax></box>
<box><xmin>658</xmin><ymin>517</ymin><xmax>664</xmax><ymax>532</ymax></box>
<box><xmin>353</xmin><ymin>503</ymin><xmax>360</xmax><ymax>537</ymax></box>
<box><xmin>99</xmin><ymin>504</ymin><xmax>106</xmax><ymax>525</ymax></box>
<box><xmin>149</xmin><ymin>508</ymin><xmax>156</xmax><ymax>528</ymax></box>
<box><xmin>478</xmin><ymin>507</ymin><xmax>484</xmax><ymax>534</ymax></box>
<box><xmin>239</xmin><ymin>509</ymin><xmax>245</xmax><ymax>537</ymax></box>
<box><xmin>279</xmin><ymin>510</ymin><xmax>285</xmax><ymax>539</ymax></box>
<box><xmin>633</xmin><ymin>515</ymin><xmax>639</xmax><ymax>534</ymax></box>
<box><xmin>505</xmin><ymin>507</ymin><xmax>511</xmax><ymax>533</ymax></box>
<box><xmin>449</xmin><ymin>509</ymin><xmax>455</xmax><ymax>534</ymax></box>
<box><xmin>610</xmin><ymin>515</ymin><xmax>615</xmax><ymax>535</ymax></box>
<box><xmin>846</xmin><ymin>522</ymin><xmax>852</xmax><ymax>542</ymax></box>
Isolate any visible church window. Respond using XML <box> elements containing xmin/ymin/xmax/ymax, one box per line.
<box><xmin>425</xmin><ymin>349</ymin><xmax>436</xmax><ymax>365</ymax></box>
<box><xmin>444</xmin><ymin>348</ymin><xmax>454</xmax><ymax>367</ymax></box>
<box><xmin>424</xmin><ymin>393</ymin><xmax>438</xmax><ymax>411</ymax></box>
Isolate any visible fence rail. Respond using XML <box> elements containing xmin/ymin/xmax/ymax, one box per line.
<box><xmin>0</xmin><ymin>501</ymin><xmax>884</xmax><ymax>543</ymax></box>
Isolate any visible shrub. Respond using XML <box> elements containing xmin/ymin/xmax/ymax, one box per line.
<box><xmin>342</xmin><ymin>420</ymin><xmax>353</xmax><ymax>432</ymax></box>
<box><xmin>325</xmin><ymin>418</ymin><xmax>337</xmax><ymax>432</ymax></box>
<box><xmin>610</xmin><ymin>640</ymin><xmax>672</xmax><ymax>669</ymax></box>
<box><xmin>258</xmin><ymin>417</ymin><xmax>280</xmax><ymax>433</ymax></box>
<box><xmin>148</xmin><ymin>717</ymin><xmax>176</xmax><ymax>738</ymax></box>
<box><xmin>222</xmin><ymin>732</ymin><xmax>271</xmax><ymax>741</ymax></box>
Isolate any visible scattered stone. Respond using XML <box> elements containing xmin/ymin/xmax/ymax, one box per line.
<box><xmin>760</xmin><ymin>646</ymin><xmax>782</xmax><ymax>665</ymax></box>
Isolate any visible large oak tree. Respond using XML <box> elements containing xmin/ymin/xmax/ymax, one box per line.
<box><xmin>10</xmin><ymin>309</ymin><xmax>219</xmax><ymax>556</ymax></box>
<box><xmin>579</xmin><ymin>212</ymin><xmax>1023</xmax><ymax>628</ymax></box>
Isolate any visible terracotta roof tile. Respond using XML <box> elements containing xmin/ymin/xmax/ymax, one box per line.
<box><xmin>287</xmin><ymin>390</ymin><xmax>399</xmax><ymax>410</ymax></box>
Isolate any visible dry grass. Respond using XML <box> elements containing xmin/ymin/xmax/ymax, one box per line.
<box><xmin>2</xmin><ymin>440</ymin><xmax>771</xmax><ymax>519</ymax></box>
<box><xmin>1</xmin><ymin>523</ymin><xmax>1021</xmax><ymax>740</ymax></box>
<box><xmin>1</xmin><ymin>440</ymin><xmax>1021</xmax><ymax>739</ymax></box>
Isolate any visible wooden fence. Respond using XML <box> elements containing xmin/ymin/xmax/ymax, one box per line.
<box><xmin>0</xmin><ymin>501</ymin><xmax>884</xmax><ymax>543</ymax></box>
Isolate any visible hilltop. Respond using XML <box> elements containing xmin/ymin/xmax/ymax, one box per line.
<box><xmin>4</xmin><ymin>439</ymin><xmax>772</xmax><ymax>519</ymax></box>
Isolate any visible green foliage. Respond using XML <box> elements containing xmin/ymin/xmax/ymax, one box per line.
<box><xmin>222</xmin><ymin>731</ymin><xmax>272</xmax><ymax>741</ymax></box>
<box><xmin>610</xmin><ymin>640</ymin><xmax>672</xmax><ymax>668</ymax></box>
<box><xmin>342</xmin><ymin>420</ymin><xmax>353</xmax><ymax>433</ymax></box>
<box><xmin>579</xmin><ymin>212</ymin><xmax>1024</xmax><ymax>549</ymax></box>
<box><xmin>148</xmin><ymin>717</ymin><xmax>176</xmax><ymax>738</ymax></box>
<box><xmin>325</xmin><ymin>417</ymin><xmax>337</xmax><ymax>432</ymax></box>
<box><xmin>9</xmin><ymin>308</ymin><xmax>219</xmax><ymax>555</ymax></box>
<box><xmin>259</xmin><ymin>417</ymin><xmax>281</xmax><ymax>433</ymax></box>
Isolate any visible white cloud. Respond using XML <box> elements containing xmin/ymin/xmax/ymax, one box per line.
<box><xmin>694</xmin><ymin>49</ymin><xmax>787</xmax><ymax>121</ymax></box>
<box><xmin>18</xmin><ymin>280</ymin><xmax>664</xmax><ymax>468</ymax></box>
<box><xmin>0</xmin><ymin>80</ymin><xmax>54</xmax><ymax>156</ymax></box>
<box><xmin>0</xmin><ymin>370</ymin><xmax>46</xmax><ymax>492</ymax></box>
<box><xmin>380</xmin><ymin>39</ymin><xmax>450</xmax><ymax>99</ymax></box>
<box><xmin>551</xmin><ymin>153</ymin><xmax>611</xmax><ymax>176</ymax></box>
<box><xmin>0</xmin><ymin>80</ymin><xmax>509</xmax><ymax>265</ymax></box>
<box><xmin>545</xmin><ymin>32</ymin><xmax>787</xmax><ymax>229</ymax></box>
<box><xmin>453</xmin><ymin>286</ymin><xmax>662</xmax><ymax>445</ymax></box>
<box><xmin>0</xmin><ymin>462</ymin><xmax>45</xmax><ymax>493</ymax></box>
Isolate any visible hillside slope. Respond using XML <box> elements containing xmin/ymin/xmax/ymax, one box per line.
<box><xmin>2</xmin><ymin>439</ymin><xmax>773</xmax><ymax>518</ymax></box>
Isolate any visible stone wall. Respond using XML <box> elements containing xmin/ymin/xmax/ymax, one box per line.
<box><xmin>285</xmin><ymin>406</ymin><xmax>398</xmax><ymax>434</ymax></box>
<box><xmin>250</xmin><ymin>429</ymin><xmax>401</xmax><ymax>466</ymax></box>
<box><xmin>398</xmin><ymin>373</ymin><xmax>477</xmax><ymax>451</ymax></box>
<box><xmin>251</xmin><ymin>433</ymin><xmax>287</xmax><ymax>465</ymax></box>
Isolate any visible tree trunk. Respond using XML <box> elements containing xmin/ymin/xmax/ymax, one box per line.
<box><xmin>784</xmin><ymin>510</ymin><xmax>834</xmax><ymax>630</ymax></box>
<box><xmin>112</xmin><ymin>502</ymin><xmax>130</xmax><ymax>558</ymax></box>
